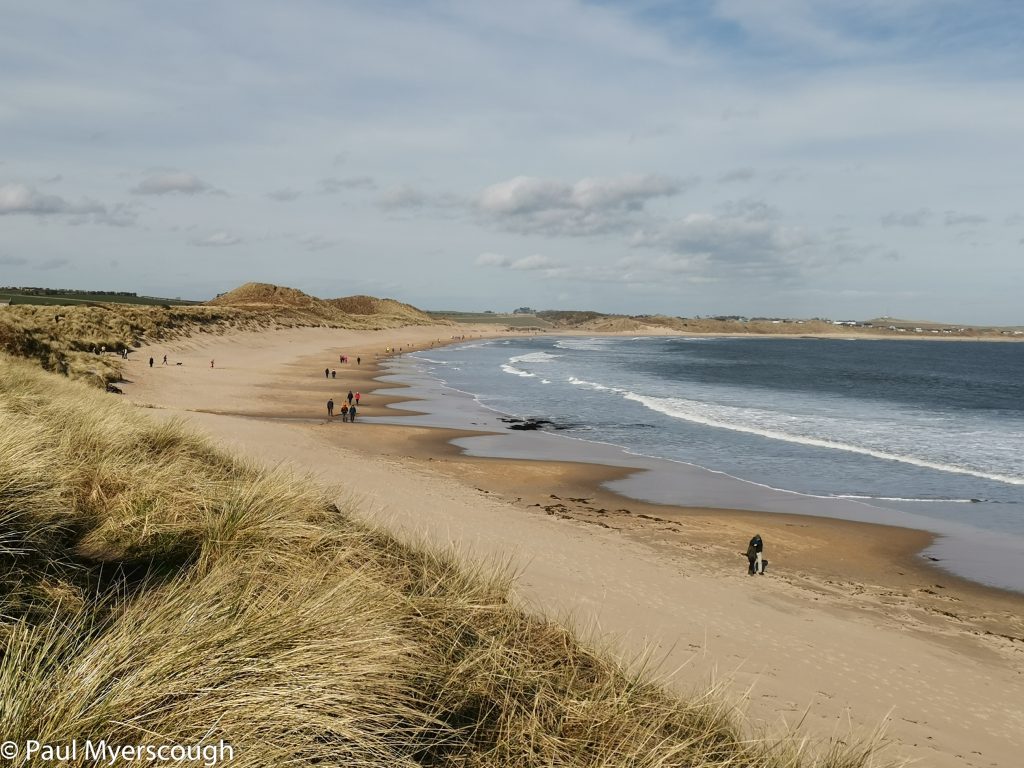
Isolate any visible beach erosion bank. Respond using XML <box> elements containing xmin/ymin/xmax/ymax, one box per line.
<box><xmin>122</xmin><ymin>325</ymin><xmax>1024</xmax><ymax>768</ymax></box>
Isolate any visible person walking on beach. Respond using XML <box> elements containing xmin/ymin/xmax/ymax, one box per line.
<box><xmin>162</xmin><ymin>354</ymin><xmax>167</xmax><ymax>365</ymax></box>
<box><xmin>354</xmin><ymin>391</ymin><xmax>361</xmax><ymax>406</ymax></box>
<box><xmin>331</xmin><ymin>369</ymin><xmax>336</xmax><ymax>379</ymax></box>
<box><xmin>746</xmin><ymin>534</ymin><xmax>764</xmax><ymax>575</ymax></box>
<box><xmin>347</xmin><ymin>390</ymin><xmax>353</xmax><ymax>406</ymax></box>
<box><xmin>327</xmin><ymin>398</ymin><xmax>334</xmax><ymax>418</ymax></box>
<box><xmin>348</xmin><ymin>403</ymin><xmax>357</xmax><ymax>422</ymax></box>
<box><xmin>340</xmin><ymin>403</ymin><xmax>349</xmax><ymax>421</ymax></box>
<box><xmin>324</xmin><ymin>368</ymin><xmax>330</xmax><ymax>379</ymax></box>
<box><xmin>149</xmin><ymin>357</ymin><xmax>154</xmax><ymax>368</ymax></box>
<box><xmin>356</xmin><ymin>356</ymin><xmax>361</xmax><ymax>365</ymax></box>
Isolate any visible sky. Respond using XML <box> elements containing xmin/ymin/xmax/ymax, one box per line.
<box><xmin>1</xmin><ymin>1</ymin><xmax>1023</xmax><ymax>323</ymax></box>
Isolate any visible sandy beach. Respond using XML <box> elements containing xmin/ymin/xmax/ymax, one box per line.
<box><xmin>121</xmin><ymin>325</ymin><xmax>1024</xmax><ymax>768</ymax></box>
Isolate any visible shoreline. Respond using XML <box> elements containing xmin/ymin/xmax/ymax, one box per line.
<box><xmin>120</xmin><ymin>323</ymin><xmax>1024</xmax><ymax>768</ymax></box>
<box><xmin>370</xmin><ymin>342</ymin><xmax>1024</xmax><ymax>595</ymax></box>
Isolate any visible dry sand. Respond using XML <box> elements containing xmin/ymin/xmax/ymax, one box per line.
<box><xmin>121</xmin><ymin>325</ymin><xmax>1024</xmax><ymax>768</ymax></box>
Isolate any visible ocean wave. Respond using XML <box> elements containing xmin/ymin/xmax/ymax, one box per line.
<box><xmin>554</xmin><ymin>338</ymin><xmax>614</xmax><ymax>351</ymax></box>
<box><xmin>500</xmin><ymin>363</ymin><xmax>536</xmax><ymax>378</ymax></box>
<box><xmin>623</xmin><ymin>392</ymin><xmax>1024</xmax><ymax>487</ymax></box>
<box><xmin>831</xmin><ymin>494</ymin><xmax>984</xmax><ymax>503</ymax></box>
<box><xmin>568</xmin><ymin>376</ymin><xmax>623</xmax><ymax>393</ymax></box>
<box><xmin>409</xmin><ymin>355</ymin><xmax>450</xmax><ymax>364</ymax></box>
<box><xmin>508</xmin><ymin>351</ymin><xmax>562</xmax><ymax>364</ymax></box>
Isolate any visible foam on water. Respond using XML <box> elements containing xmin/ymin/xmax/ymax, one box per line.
<box><xmin>500</xmin><ymin>363</ymin><xmax>536</xmax><ymax>378</ymax></box>
<box><xmin>622</xmin><ymin>391</ymin><xmax>1024</xmax><ymax>486</ymax></box>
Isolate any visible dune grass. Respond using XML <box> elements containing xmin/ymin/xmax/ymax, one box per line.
<box><xmin>0</xmin><ymin>356</ymin><xmax>890</xmax><ymax>766</ymax></box>
<box><xmin>0</xmin><ymin>297</ymin><xmax>440</xmax><ymax>388</ymax></box>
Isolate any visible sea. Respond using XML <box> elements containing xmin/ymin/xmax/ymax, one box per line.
<box><xmin>371</xmin><ymin>335</ymin><xmax>1024</xmax><ymax>592</ymax></box>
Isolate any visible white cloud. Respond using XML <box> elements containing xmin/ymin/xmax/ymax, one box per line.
<box><xmin>632</xmin><ymin>208</ymin><xmax>821</xmax><ymax>281</ymax></box>
<box><xmin>0</xmin><ymin>182</ymin><xmax>104</xmax><ymax>216</ymax></box>
<box><xmin>475</xmin><ymin>252</ymin><xmax>511</xmax><ymax>267</ymax></box>
<box><xmin>377</xmin><ymin>184</ymin><xmax>427</xmax><ymax>209</ymax></box>
<box><xmin>0</xmin><ymin>255</ymin><xmax>28</xmax><ymax>266</ymax></box>
<box><xmin>510</xmin><ymin>254</ymin><xmax>556</xmax><ymax>270</ymax></box>
<box><xmin>191</xmin><ymin>231</ymin><xmax>241</xmax><ymax>247</ymax></box>
<box><xmin>132</xmin><ymin>172</ymin><xmax>213</xmax><ymax>195</ymax></box>
<box><xmin>475</xmin><ymin>252</ymin><xmax>561</xmax><ymax>272</ymax></box>
<box><xmin>478</xmin><ymin>174</ymin><xmax>685</xmax><ymax>236</ymax></box>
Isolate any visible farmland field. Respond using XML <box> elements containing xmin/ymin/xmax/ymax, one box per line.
<box><xmin>0</xmin><ymin>290</ymin><xmax>201</xmax><ymax>307</ymax></box>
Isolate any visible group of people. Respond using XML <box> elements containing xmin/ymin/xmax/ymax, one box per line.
<box><xmin>338</xmin><ymin>354</ymin><xmax>361</xmax><ymax>365</ymax></box>
<box><xmin>326</xmin><ymin>390</ymin><xmax>361</xmax><ymax>422</ymax></box>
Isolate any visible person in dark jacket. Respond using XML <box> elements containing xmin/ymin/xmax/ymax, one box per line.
<box><xmin>746</xmin><ymin>534</ymin><xmax>764</xmax><ymax>575</ymax></box>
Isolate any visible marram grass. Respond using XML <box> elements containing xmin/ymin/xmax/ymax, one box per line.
<box><xmin>0</xmin><ymin>297</ymin><xmax>439</xmax><ymax>387</ymax></box>
<box><xmin>0</xmin><ymin>355</ymin><xmax>893</xmax><ymax>766</ymax></box>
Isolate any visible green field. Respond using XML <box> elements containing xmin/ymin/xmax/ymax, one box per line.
<box><xmin>0</xmin><ymin>290</ymin><xmax>201</xmax><ymax>307</ymax></box>
<box><xmin>427</xmin><ymin>311</ymin><xmax>554</xmax><ymax>328</ymax></box>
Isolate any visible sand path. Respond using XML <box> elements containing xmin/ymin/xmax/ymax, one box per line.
<box><xmin>122</xmin><ymin>326</ymin><xmax>1024</xmax><ymax>768</ymax></box>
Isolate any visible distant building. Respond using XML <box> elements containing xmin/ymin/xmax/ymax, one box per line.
<box><xmin>513</xmin><ymin>306</ymin><xmax>537</xmax><ymax>314</ymax></box>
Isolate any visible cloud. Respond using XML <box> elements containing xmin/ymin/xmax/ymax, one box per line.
<box><xmin>475</xmin><ymin>252</ymin><xmax>561</xmax><ymax>272</ymax></box>
<box><xmin>718</xmin><ymin>167</ymin><xmax>757</xmax><ymax>183</ymax></box>
<box><xmin>132</xmin><ymin>171</ymin><xmax>213</xmax><ymax>195</ymax></box>
<box><xmin>319</xmin><ymin>176</ymin><xmax>377</xmax><ymax>194</ymax></box>
<box><xmin>377</xmin><ymin>184</ymin><xmax>427</xmax><ymax>209</ymax></box>
<box><xmin>478</xmin><ymin>174</ymin><xmax>685</xmax><ymax>236</ymax></box>
<box><xmin>716</xmin><ymin>198</ymin><xmax>780</xmax><ymax>221</ymax></box>
<box><xmin>881</xmin><ymin>209</ymin><xmax>931</xmax><ymax>228</ymax></box>
<box><xmin>475</xmin><ymin>252</ymin><xmax>511</xmax><ymax>267</ymax></box>
<box><xmin>944</xmin><ymin>210</ymin><xmax>988</xmax><ymax>226</ymax></box>
<box><xmin>0</xmin><ymin>255</ymin><xmax>28</xmax><ymax>266</ymax></box>
<box><xmin>0</xmin><ymin>183</ymin><xmax>104</xmax><ymax>216</ymax></box>
<box><xmin>631</xmin><ymin>207</ymin><xmax>821</xmax><ymax>281</ymax></box>
<box><xmin>90</xmin><ymin>202</ymin><xmax>139</xmax><ymax>227</ymax></box>
<box><xmin>510</xmin><ymin>254</ymin><xmax>557</xmax><ymax>270</ymax></box>
<box><xmin>267</xmin><ymin>188</ymin><xmax>302</xmax><ymax>202</ymax></box>
<box><xmin>191</xmin><ymin>231</ymin><xmax>242</xmax><ymax>247</ymax></box>
<box><xmin>38</xmin><ymin>258</ymin><xmax>70</xmax><ymax>270</ymax></box>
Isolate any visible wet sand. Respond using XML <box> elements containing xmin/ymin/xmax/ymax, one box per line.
<box><xmin>121</xmin><ymin>324</ymin><xmax>1024</xmax><ymax>768</ymax></box>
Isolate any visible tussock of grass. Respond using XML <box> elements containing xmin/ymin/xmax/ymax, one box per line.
<box><xmin>0</xmin><ymin>356</ymin><xmax>892</xmax><ymax>766</ymax></box>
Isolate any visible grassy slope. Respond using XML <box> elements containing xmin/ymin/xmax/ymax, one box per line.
<box><xmin>0</xmin><ymin>295</ymin><xmax>440</xmax><ymax>387</ymax></box>
<box><xmin>0</xmin><ymin>356</ymin><xmax>884</xmax><ymax>767</ymax></box>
